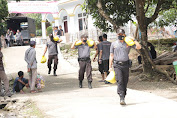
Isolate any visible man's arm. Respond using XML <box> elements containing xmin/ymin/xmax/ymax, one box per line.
<box><xmin>29</xmin><ymin>50</ymin><xmax>36</xmax><ymax>68</ymax></box>
<box><xmin>109</xmin><ymin>53</ymin><xmax>114</xmax><ymax>71</ymax></box>
<box><xmin>93</xmin><ymin>45</ymin><xmax>98</xmax><ymax>62</ymax></box>
<box><xmin>71</xmin><ymin>40</ymin><xmax>78</xmax><ymax>49</ymax></box>
<box><xmin>43</xmin><ymin>46</ymin><xmax>48</xmax><ymax>56</ymax></box>
<box><xmin>134</xmin><ymin>41</ymin><xmax>141</xmax><ymax>50</ymax></box>
<box><xmin>17</xmin><ymin>79</ymin><xmax>26</xmax><ymax>86</ymax></box>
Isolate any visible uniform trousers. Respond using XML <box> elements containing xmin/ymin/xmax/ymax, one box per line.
<box><xmin>48</xmin><ymin>55</ymin><xmax>58</xmax><ymax>70</ymax></box>
<box><xmin>78</xmin><ymin>60</ymin><xmax>92</xmax><ymax>82</ymax></box>
<box><xmin>114</xmin><ymin>64</ymin><xmax>129</xmax><ymax>97</ymax></box>
<box><xmin>0</xmin><ymin>71</ymin><xmax>9</xmax><ymax>94</ymax></box>
<box><xmin>28</xmin><ymin>68</ymin><xmax>37</xmax><ymax>91</ymax></box>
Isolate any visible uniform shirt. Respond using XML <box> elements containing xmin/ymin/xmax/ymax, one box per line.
<box><xmin>100</xmin><ymin>41</ymin><xmax>111</xmax><ymax>60</ymax></box>
<box><xmin>75</xmin><ymin>44</ymin><xmax>91</xmax><ymax>58</ymax></box>
<box><xmin>24</xmin><ymin>47</ymin><xmax>37</xmax><ymax>69</ymax></box>
<box><xmin>47</xmin><ymin>41</ymin><xmax>58</xmax><ymax>56</ymax></box>
<box><xmin>0</xmin><ymin>51</ymin><xmax>4</xmax><ymax>71</ymax></box>
<box><xmin>110</xmin><ymin>40</ymin><xmax>135</xmax><ymax>62</ymax></box>
<box><xmin>16</xmin><ymin>32</ymin><xmax>22</xmax><ymax>40</ymax></box>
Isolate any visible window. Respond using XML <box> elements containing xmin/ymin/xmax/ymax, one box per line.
<box><xmin>78</xmin><ymin>13</ymin><xmax>87</xmax><ymax>31</ymax></box>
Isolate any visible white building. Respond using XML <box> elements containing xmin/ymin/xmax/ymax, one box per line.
<box><xmin>8</xmin><ymin>0</ymin><xmax>105</xmax><ymax>43</ymax></box>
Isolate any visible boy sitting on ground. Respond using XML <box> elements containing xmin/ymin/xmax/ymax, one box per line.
<box><xmin>13</xmin><ymin>71</ymin><xmax>29</xmax><ymax>94</ymax></box>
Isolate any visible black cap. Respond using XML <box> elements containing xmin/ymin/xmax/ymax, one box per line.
<box><xmin>30</xmin><ymin>41</ymin><xmax>36</xmax><ymax>46</ymax></box>
<box><xmin>117</xmin><ymin>29</ymin><xmax>125</xmax><ymax>34</ymax></box>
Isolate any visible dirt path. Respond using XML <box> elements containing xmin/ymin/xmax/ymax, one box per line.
<box><xmin>1</xmin><ymin>45</ymin><xmax>177</xmax><ymax>118</ymax></box>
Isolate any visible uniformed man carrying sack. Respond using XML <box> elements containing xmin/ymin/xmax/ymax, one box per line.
<box><xmin>43</xmin><ymin>34</ymin><xmax>62</xmax><ymax>76</ymax></box>
<box><xmin>71</xmin><ymin>34</ymin><xmax>96</xmax><ymax>89</ymax></box>
<box><xmin>109</xmin><ymin>29</ymin><xmax>141</xmax><ymax>105</ymax></box>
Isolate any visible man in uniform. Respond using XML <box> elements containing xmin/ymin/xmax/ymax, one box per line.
<box><xmin>109</xmin><ymin>29</ymin><xmax>141</xmax><ymax>105</ymax></box>
<box><xmin>99</xmin><ymin>34</ymin><xmax>111</xmax><ymax>83</ymax></box>
<box><xmin>0</xmin><ymin>43</ymin><xmax>12</xmax><ymax>97</ymax></box>
<box><xmin>16</xmin><ymin>29</ymin><xmax>23</xmax><ymax>46</ymax></box>
<box><xmin>71</xmin><ymin>34</ymin><xmax>96</xmax><ymax>89</ymax></box>
<box><xmin>43</xmin><ymin>33</ymin><xmax>62</xmax><ymax>76</ymax></box>
<box><xmin>25</xmin><ymin>41</ymin><xmax>37</xmax><ymax>93</ymax></box>
<box><xmin>93</xmin><ymin>36</ymin><xmax>104</xmax><ymax>82</ymax></box>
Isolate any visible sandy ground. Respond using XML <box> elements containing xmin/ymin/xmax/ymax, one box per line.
<box><xmin>1</xmin><ymin>45</ymin><xmax>177</xmax><ymax>118</ymax></box>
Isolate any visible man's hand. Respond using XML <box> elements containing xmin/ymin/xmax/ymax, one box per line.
<box><xmin>27</xmin><ymin>68</ymin><xmax>30</xmax><ymax>72</ymax></box>
<box><xmin>25</xmin><ymin>84</ymin><xmax>29</xmax><ymax>88</ymax></box>
<box><xmin>109</xmin><ymin>67</ymin><xmax>113</xmax><ymax>72</ymax></box>
<box><xmin>93</xmin><ymin>57</ymin><xmax>96</xmax><ymax>62</ymax></box>
<box><xmin>99</xmin><ymin>59</ymin><xmax>102</xmax><ymax>64</ymax></box>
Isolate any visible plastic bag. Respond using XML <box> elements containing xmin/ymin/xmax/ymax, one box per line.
<box><xmin>105</xmin><ymin>71</ymin><xmax>116</xmax><ymax>84</ymax></box>
<box><xmin>36</xmin><ymin>74</ymin><xmax>45</xmax><ymax>89</ymax></box>
<box><xmin>41</xmin><ymin>56</ymin><xmax>47</xmax><ymax>63</ymax></box>
<box><xmin>87</xmin><ymin>39</ymin><xmax>94</xmax><ymax>47</ymax></box>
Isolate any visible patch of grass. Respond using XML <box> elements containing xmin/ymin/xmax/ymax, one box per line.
<box><xmin>24</xmin><ymin>100</ymin><xmax>45</xmax><ymax>118</ymax></box>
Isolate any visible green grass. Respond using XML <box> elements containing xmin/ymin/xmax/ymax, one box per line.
<box><xmin>23</xmin><ymin>100</ymin><xmax>45</xmax><ymax>118</ymax></box>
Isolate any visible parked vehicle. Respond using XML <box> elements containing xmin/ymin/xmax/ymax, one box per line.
<box><xmin>6</xmin><ymin>16</ymin><xmax>36</xmax><ymax>46</ymax></box>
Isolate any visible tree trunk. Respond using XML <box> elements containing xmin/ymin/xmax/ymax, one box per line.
<box><xmin>135</xmin><ymin>0</ymin><xmax>153</xmax><ymax>74</ymax></box>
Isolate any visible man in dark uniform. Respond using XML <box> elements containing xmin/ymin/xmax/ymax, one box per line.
<box><xmin>99</xmin><ymin>34</ymin><xmax>111</xmax><ymax>83</ymax></box>
<box><xmin>93</xmin><ymin>36</ymin><xmax>104</xmax><ymax>82</ymax></box>
<box><xmin>109</xmin><ymin>29</ymin><xmax>141</xmax><ymax>105</ymax></box>
<box><xmin>43</xmin><ymin>34</ymin><xmax>62</xmax><ymax>76</ymax></box>
<box><xmin>71</xmin><ymin>34</ymin><xmax>96</xmax><ymax>89</ymax></box>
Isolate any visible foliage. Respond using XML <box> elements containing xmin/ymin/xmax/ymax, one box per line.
<box><xmin>83</xmin><ymin>0</ymin><xmax>136</xmax><ymax>32</ymax></box>
<box><xmin>46</xmin><ymin>26</ymin><xmax>53</xmax><ymax>36</ymax></box>
<box><xmin>36</xmin><ymin>29</ymin><xmax>42</xmax><ymax>36</ymax></box>
<box><xmin>149</xmin><ymin>38</ymin><xmax>177</xmax><ymax>46</ymax></box>
<box><xmin>0</xmin><ymin>0</ymin><xmax>8</xmax><ymax>35</ymax></box>
<box><xmin>26</xmin><ymin>13</ymin><xmax>42</xmax><ymax>30</ymax></box>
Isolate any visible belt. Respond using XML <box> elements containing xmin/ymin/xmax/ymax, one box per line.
<box><xmin>78</xmin><ymin>57</ymin><xmax>90</xmax><ymax>61</ymax></box>
<box><xmin>114</xmin><ymin>60</ymin><xmax>129</xmax><ymax>66</ymax></box>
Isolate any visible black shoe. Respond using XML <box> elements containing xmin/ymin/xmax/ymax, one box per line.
<box><xmin>88</xmin><ymin>81</ymin><xmax>92</xmax><ymax>89</ymax></box>
<box><xmin>79</xmin><ymin>81</ymin><xmax>82</xmax><ymax>88</ymax></box>
<box><xmin>104</xmin><ymin>80</ymin><xmax>111</xmax><ymax>84</ymax></box>
<box><xmin>48</xmin><ymin>69</ymin><xmax>51</xmax><ymax>74</ymax></box>
<box><xmin>120</xmin><ymin>95</ymin><xmax>126</xmax><ymax>105</ymax></box>
<box><xmin>53</xmin><ymin>71</ymin><xmax>57</xmax><ymax>76</ymax></box>
<box><xmin>120</xmin><ymin>99</ymin><xmax>126</xmax><ymax>105</ymax></box>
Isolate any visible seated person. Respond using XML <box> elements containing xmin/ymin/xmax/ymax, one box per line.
<box><xmin>13</xmin><ymin>71</ymin><xmax>29</xmax><ymax>94</ymax></box>
<box><xmin>138</xmin><ymin>42</ymin><xmax>157</xmax><ymax>64</ymax></box>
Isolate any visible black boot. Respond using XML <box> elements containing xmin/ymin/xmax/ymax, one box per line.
<box><xmin>53</xmin><ymin>69</ymin><xmax>57</xmax><ymax>76</ymax></box>
<box><xmin>119</xmin><ymin>95</ymin><xmax>126</xmax><ymax>105</ymax></box>
<box><xmin>48</xmin><ymin>68</ymin><xmax>51</xmax><ymax>74</ymax></box>
<box><xmin>88</xmin><ymin>81</ymin><xmax>92</xmax><ymax>89</ymax></box>
<box><xmin>79</xmin><ymin>81</ymin><xmax>82</xmax><ymax>88</ymax></box>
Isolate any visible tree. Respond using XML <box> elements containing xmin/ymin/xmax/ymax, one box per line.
<box><xmin>26</xmin><ymin>13</ymin><xmax>42</xmax><ymax>30</ymax></box>
<box><xmin>0</xmin><ymin>0</ymin><xmax>8</xmax><ymax>35</ymax></box>
<box><xmin>84</xmin><ymin>0</ymin><xmax>177</xmax><ymax>76</ymax></box>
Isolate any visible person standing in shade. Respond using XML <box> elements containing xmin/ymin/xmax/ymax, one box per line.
<box><xmin>5</xmin><ymin>29</ymin><xmax>11</xmax><ymax>47</ymax></box>
<box><xmin>99</xmin><ymin>34</ymin><xmax>111</xmax><ymax>83</ymax></box>
<box><xmin>59</xmin><ymin>25</ymin><xmax>64</xmax><ymax>36</ymax></box>
<box><xmin>16</xmin><ymin>29</ymin><xmax>23</xmax><ymax>46</ymax></box>
<box><xmin>71</xmin><ymin>34</ymin><xmax>96</xmax><ymax>89</ymax></box>
<box><xmin>0</xmin><ymin>45</ymin><xmax>12</xmax><ymax>97</ymax></box>
<box><xmin>93</xmin><ymin>36</ymin><xmax>104</xmax><ymax>82</ymax></box>
<box><xmin>24</xmin><ymin>41</ymin><xmax>37</xmax><ymax>93</ymax></box>
<box><xmin>43</xmin><ymin>33</ymin><xmax>62</xmax><ymax>76</ymax></box>
<box><xmin>109</xmin><ymin>29</ymin><xmax>141</xmax><ymax>105</ymax></box>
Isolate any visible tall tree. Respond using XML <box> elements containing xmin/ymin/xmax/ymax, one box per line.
<box><xmin>84</xmin><ymin>0</ymin><xmax>177</xmax><ymax>75</ymax></box>
<box><xmin>0</xmin><ymin>0</ymin><xmax>8</xmax><ymax>35</ymax></box>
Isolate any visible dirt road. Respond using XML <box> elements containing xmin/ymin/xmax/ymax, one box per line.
<box><xmin>2</xmin><ymin>45</ymin><xmax>177</xmax><ymax>118</ymax></box>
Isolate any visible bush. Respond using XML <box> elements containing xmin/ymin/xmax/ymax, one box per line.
<box><xmin>149</xmin><ymin>38</ymin><xmax>177</xmax><ymax>46</ymax></box>
<box><xmin>36</xmin><ymin>30</ymin><xmax>42</xmax><ymax>36</ymax></box>
<box><xmin>47</xmin><ymin>26</ymin><xmax>53</xmax><ymax>36</ymax></box>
